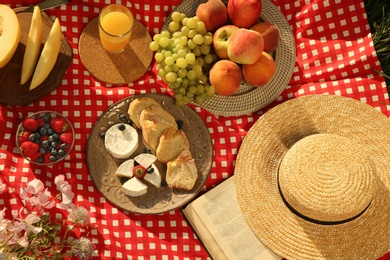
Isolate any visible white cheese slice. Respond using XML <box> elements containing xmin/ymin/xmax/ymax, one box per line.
<box><xmin>122</xmin><ymin>177</ymin><xmax>147</xmax><ymax>197</ymax></box>
<box><xmin>105</xmin><ymin>124</ymin><xmax>139</xmax><ymax>159</ymax></box>
<box><xmin>143</xmin><ymin>164</ymin><xmax>161</xmax><ymax>188</ymax></box>
<box><xmin>134</xmin><ymin>153</ymin><xmax>157</xmax><ymax>168</ymax></box>
<box><xmin>116</xmin><ymin>159</ymin><xmax>134</xmax><ymax>179</ymax></box>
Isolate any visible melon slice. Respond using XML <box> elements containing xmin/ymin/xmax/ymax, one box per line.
<box><xmin>0</xmin><ymin>4</ymin><xmax>21</xmax><ymax>68</ymax></box>
<box><xmin>21</xmin><ymin>6</ymin><xmax>43</xmax><ymax>85</ymax></box>
<box><xmin>30</xmin><ymin>17</ymin><xmax>61</xmax><ymax>90</ymax></box>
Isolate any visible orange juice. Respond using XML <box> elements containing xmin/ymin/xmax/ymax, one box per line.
<box><xmin>99</xmin><ymin>5</ymin><xmax>134</xmax><ymax>53</ymax></box>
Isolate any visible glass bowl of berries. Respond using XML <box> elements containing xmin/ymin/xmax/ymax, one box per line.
<box><xmin>16</xmin><ymin>111</ymin><xmax>75</xmax><ymax>165</ymax></box>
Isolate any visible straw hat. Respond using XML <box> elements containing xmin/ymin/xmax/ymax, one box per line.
<box><xmin>235</xmin><ymin>94</ymin><xmax>390</xmax><ymax>260</ymax></box>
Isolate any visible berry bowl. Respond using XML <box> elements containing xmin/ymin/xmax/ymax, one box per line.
<box><xmin>16</xmin><ymin>111</ymin><xmax>75</xmax><ymax>166</ymax></box>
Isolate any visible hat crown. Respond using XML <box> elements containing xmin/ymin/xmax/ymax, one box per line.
<box><xmin>278</xmin><ymin>133</ymin><xmax>377</xmax><ymax>223</ymax></box>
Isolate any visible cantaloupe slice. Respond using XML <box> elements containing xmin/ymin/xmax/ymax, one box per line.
<box><xmin>30</xmin><ymin>17</ymin><xmax>61</xmax><ymax>90</ymax></box>
<box><xmin>0</xmin><ymin>4</ymin><xmax>21</xmax><ymax>69</ymax></box>
<box><xmin>21</xmin><ymin>6</ymin><xmax>43</xmax><ymax>85</ymax></box>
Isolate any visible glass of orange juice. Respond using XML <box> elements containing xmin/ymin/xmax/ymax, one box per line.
<box><xmin>98</xmin><ymin>4</ymin><xmax>134</xmax><ymax>54</ymax></box>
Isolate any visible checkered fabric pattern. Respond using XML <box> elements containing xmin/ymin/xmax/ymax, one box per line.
<box><xmin>1</xmin><ymin>0</ymin><xmax>390</xmax><ymax>259</ymax></box>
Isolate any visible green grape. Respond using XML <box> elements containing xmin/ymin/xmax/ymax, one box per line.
<box><xmin>153</xmin><ymin>33</ymin><xmax>162</xmax><ymax>42</ymax></box>
<box><xmin>188</xmin><ymin>29</ymin><xmax>197</xmax><ymax>39</ymax></box>
<box><xmin>161</xmin><ymin>30</ymin><xmax>170</xmax><ymax>38</ymax></box>
<box><xmin>185</xmin><ymin>53</ymin><xmax>196</xmax><ymax>64</ymax></box>
<box><xmin>176</xmin><ymin>99</ymin><xmax>185</xmax><ymax>106</ymax></box>
<box><xmin>170</xmin><ymin>82</ymin><xmax>180</xmax><ymax>89</ymax></box>
<box><xmin>177</xmin><ymin>49</ymin><xmax>187</xmax><ymax>58</ymax></box>
<box><xmin>195</xmin><ymin>95</ymin><xmax>205</xmax><ymax>104</ymax></box>
<box><xmin>165</xmin><ymin>72</ymin><xmax>178</xmax><ymax>83</ymax></box>
<box><xmin>178</xmin><ymin>68</ymin><xmax>187</xmax><ymax>78</ymax></box>
<box><xmin>181</xmin><ymin>26</ymin><xmax>190</xmax><ymax>37</ymax></box>
<box><xmin>206</xmin><ymin>85</ymin><xmax>216</xmax><ymax>98</ymax></box>
<box><xmin>149</xmin><ymin>41</ymin><xmax>160</xmax><ymax>51</ymax></box>
<box><xmin>178</xmin><ymin>87</ymin><xmax>186</xmax><ymax>94</ymax></box>
<box><xmin>164</xmin><ymin>56</ymin><xmax>174</xmax><ymax>66</ymax></box>
<box><xmin>197</xmin><ymin>84</ymin><xmax>205</xmax><ymax>93</ymax></box>
<box><xmin>193</xmin><ymin>46</ymin><xmax>202</xmax><ymax>57</ymax></box>
<box><xmin>171</xmin><ymin>11</ymin><xmax>183</xmax><ymax>22</ymax></box>
<box><xmin>195</xmin><ymin>21</ymin><xmax>206</xmax><ymax>32</ymax></box>
<box><xmin>172</xmin><ymin>31</ymin><xmax>182</xmax><ymax>39</ymax></box>
<box><xmin>155</xmin><ymin>52</ymin><xmax>164</xmax><ymax>63</ymax></box>
<box><xmin>163</xmin><ymin>51</ymin><xmax>172</xmax><ymax>58</ymax></box>
<box><xmin>193</xmin><ymin>34</ymin><xmax>204</xmax><ymax>45</ymax></box>
<box><xmin>182</xmin><ymin>96</ymin><xmax>191</xmax><ymax>104</ymax></box>
<box><xmin>175</xmin><ymin>93</ymin><xmax>183</xmax><ymax>101</ymax></box>
<box><xmin>159</xmin><ymin>37</ymin><xmax>170</xmax><ymax>48</ymax></box>
<box><xmin>179</xmin><ymin>36</ymin><xmax>188</xmax><ymax>46</ymax></box>
<box><xmin>182</xmin><ymin>17</ymin><xmax>189</xmax><ymax>26</ymax></box>
<box><xmin>176</xmin><ymin>57</ymin><xmax>188</xmax><ymax>68</ymax></box>
<box><xmin>169</xmin><ymin>21</ymin><xmax>180</xmax><ymax>32</ymax></box>
<box><xmin>164</xmin><ymin>65</ymin><xmax>172</xmax><ymax>73</ymax></box>
<box><xmin>171</xmin><ymin>63</ymin><xmax>180</xmax><ymax>72</ymax></box>
<box><xmin>189</xmin><ymin>85</ymin><xmax>197</xmax><ymax>94</ymax></box>
<box><xmin>186</xmin><ymin>17</ymin><xmax>199</xmax><ymax>29</ymax></box>
<box><xmin>187</xmin><ymin>70</ymin><xmax>196</xmax><ymax>81</ymax></box>
<box><xmin>203</xmin><ymin>33</ymin><xmax>213</xmax><ymax>45</ymax></box>
<box><xmin>187</xmin><ymin>39</ymin><xmax>197</xmax><ymax>49</ymax></box>
<box><xmin>204</xmin><ymin>53</ymin><xmax>214</xmax><ymax>64</ymax></box>
<box><xmin>200</xmin><ymin>44</ymin><xmax>210</xmax><ymax>55</ymax></box>
<box><xmin>158</xmin><ymin>69</ymin><xmax>166</xmax><ymax>79</ymax></box>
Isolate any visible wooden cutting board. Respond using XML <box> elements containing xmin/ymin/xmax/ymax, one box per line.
<box><xmin>0</xmin><ymin>11</ymin><xmax>72</xmax><ymax>106</ymax></box>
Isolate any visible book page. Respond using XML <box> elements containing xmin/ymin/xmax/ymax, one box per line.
<box><xmin>183</xmin><ymin>177</ymin><xmax>281</xmax><ymax>260</ymax></box>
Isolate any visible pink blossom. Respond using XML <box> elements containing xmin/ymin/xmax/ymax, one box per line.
<box><xmin>26</xmin><ymin>179</ymin><xmax>44</xmax><ymax>195</ymax></box>
<box><xmin>55</xmin><ymin>175</ymin><xmax>75</xmax><ymax>208</ymax></box>
<box><xmin>20</xmin><ymin>179</ymin><xmax>55</xmax><ymax>210</ymax></box>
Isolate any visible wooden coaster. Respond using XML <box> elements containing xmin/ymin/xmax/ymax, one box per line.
<box><xmin>79</xmin><ymin>17</ymin><xmax>153</xmax><ymax>85</ymax></box>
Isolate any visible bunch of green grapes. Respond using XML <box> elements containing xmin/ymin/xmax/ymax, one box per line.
<box><xmin>149</xmin><ymin>11</ymin><xmax>217</xmax><ymax>106</ymax></box>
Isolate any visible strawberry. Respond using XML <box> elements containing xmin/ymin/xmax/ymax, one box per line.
<box><xmin>22</xmin><ymin>118</ymin><xmax>39</xmax><ymax>131</ymax></box>
<box><xmin>59</xmin><ymin>132</ymin><xmax>73</xmax><ymax>145</ymax></box>
<box><xmin>18</xmin><ymin>130</ymin><xmax>31</xmax><ymax>144</ymax></box>
<box><xmin>20</xmin><ymin>141</ymin><xmax>39</xmax><ymax>158</ymax></box>
<box><xmin>133</xmin><ymin>165</ymin><xmax>146</xmax><ymax>179</ymax></box>
<box><xmin>37</xmin><ymin>117</ymin><xmax>45</xmax><ymax>127</ymax></box>
<box><xmin>50</xmin><ymin>118</ymin><xmax>68</xmax><ymax>133</ymax></box>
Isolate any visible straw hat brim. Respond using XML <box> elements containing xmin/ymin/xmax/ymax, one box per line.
<box><xmin>235</xmin><ymin>94</ymin><xmax>390</xmax><ymax>260</ymax></box>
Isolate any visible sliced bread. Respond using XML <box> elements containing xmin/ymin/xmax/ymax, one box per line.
<box><xmin>128</xmin><ymin>97</ymin><xmax>160</xmax><ymax>129</ymax></box>
<box><xmin>156</xmin><ymin>127</ymin><xmax>190</xmax><ymax>164</ymax></box>
<box><xmin>139</xmin><ymin>105</ymin><xmax>178</xmax><ymax>129</ymax></box>
<box><xmin>141</xmin><ymin>116</ymin><xmax>175</xmax><ymax>151</ymax></box>
<box><xmin>166</xmin><ymin>150</ymin><xmax>198</xmax><ymax>190</ymax></box>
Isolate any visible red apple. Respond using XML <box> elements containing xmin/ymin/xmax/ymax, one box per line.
<box><xmin>209</xmin><ymin>60</ymin><xmax>242</xmax><ymax>96</ymax></box>
<box><xmin>196</xmin><ymin>0</ymin><xmax>228</xmax><ymax>32</ymax></box>
<box><xmin>242</xmin><ymin>51</ymin><xmax>276</xmax><ymax>87</ymax></box>
<box><xmin>212</xmin><ymin>25</ymin><xmax>239</xmax><ymax>59</ymax></box>
<box><xmin>227</xmin><ymin>28</ymin><xmax>264</xmax><ymax>64</ymax></box>
<box><xmin>227</xmin><ymin>0</ymin><xmax>262</xmax><ymax>29</ymax></box>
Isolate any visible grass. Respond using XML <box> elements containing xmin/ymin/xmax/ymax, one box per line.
<box><xmin>364</xmin><ymin>0</ymin><xmax>390</xmax><ymax>93</ymax></box>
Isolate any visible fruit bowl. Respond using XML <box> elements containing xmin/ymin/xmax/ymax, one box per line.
<box><xmin>16</xmin><ymin>111</ymin><xmax>75</xmax><ymax>166</ymax></box>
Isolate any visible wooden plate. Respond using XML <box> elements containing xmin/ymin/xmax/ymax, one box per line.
<box><xmin>86</xmin><ymin>94</ymin><xmax>213</xmax><ymax>214</ymax></box>
<box><xmin>162</xmin><ymin>0</ymin><xmax>296</xmax><ymax>116</ymax></box>
<box><xmin>0</xmin><ymin>11</ymin><xmax>72</xmax><ymax>106</ymax></box>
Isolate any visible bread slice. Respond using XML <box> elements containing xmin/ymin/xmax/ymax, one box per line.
<box><xmin>156</xmin><ymin>127</ymin><xmax>190</xmax><ymax>164</ymax></box>
<box><xmin>128</xmin><ymin>97</ymin><xmax>160</xmax><ymax>129</ymax></box>
<box><xmin>139</xmin><ymin>105</ymin><xmax>178</xmax><ymax>129</ymax></box>
<box><xmin>166</xmin><ymin>150</ymin><xmax>198</xmax><ymax>190</ymax></box>
<box><xmin>141</xmin><ymin>116</ymin><xmax>175</xmax><ymax>151</ymax></box>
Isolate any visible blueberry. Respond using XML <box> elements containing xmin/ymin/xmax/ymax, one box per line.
<box><xmin>58</xmin><ymin>149</ymin><xmax>66</xmax><ymax>157</ymax></box>
<box><xmin>39</xmin><ymin>147</ymin><xmax>47</xmax><ymax>154</ymax></box>
<box><xmin>176</xmin><ymin>119</ymin><xmax>184</xmax><ymax>130</ymax></box>
<box><xmin>39</xmin><ymin>127</ymin><xmax>47</xmax><ymax>136</ymax></box>
<box><xmin>37</xmin><ymin>157</ymin><xmax>44</xmax><ymax>164</ymax></box>
<box><xmin>43</xmin><ymin>113</ymin><xmax>52</xmax><ymax>123</ymax></box>
<box><xmin>127</xmin><ymin>120</ymin><xmax>133</xmax><ymax>126</ymax></box>
<box><xmin>51</xmin><ymin>141</ymin><xmax>58</xmax><ymax>148</ymax></box>
<box><xmin>99</xmin><ymin>132</ymin><xmax>106</xmax><ymax>139</ymax></box>
<box><xmin>161</xmin><ymin>180</ymin><xmax>167</xmax><ymax>187</ymax></box>
<box><xmin>47</xmin><ymin>128</ymin><xmax>54</xmax><ymax>135</ymax></box>
<box><xmin>50</xmin><ymin>148</ymin><xmax>58</xmax><ymax>155</ymax></box>
<box><xmin>49</xmin><ymin>155</ymin><xmax>57</xmax><ymax>162</ymax></box>
<box><xmin>43</xmin><ymin>123</ymin><xmax>51</xmax><ymax>129</ymax></box>
<box><xmin>52</xmin><ymin>133</ymin><xmax>59</xmax><ymax>140</ymax></box>
<box><xmin>29</xmin><ymin>133</ymin><xmax>37</xmax><ymax>142</ymax></box>
<box><xmin>41</xmin><ymin>140</ymin><xmax>49</xmax><ymax>148</ymax></box>
<box><xmin>144</xmin><ymin>148</ymin><xmax>152</xmax><ymax>154</ymax></box>
<box><xmin>118</xmin><ymin>124</ymin><xmax>126</xmax><ymax>131</ymax></box>
<box><xmin>119</xmin><ymin>114</ymin><xmax>127</xmax><ymax>121</ymax></box>
<box><xmin>147</xmin><ymin>167</ymin><xmax>154</xmax><ymax>174</ymax></box>
<box><xmin>60</xmin><ymin>143</ymin><xmax>68</xmax><ymax>150</ymax></box>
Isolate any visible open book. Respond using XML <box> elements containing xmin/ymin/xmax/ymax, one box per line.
<box><xmin>182</xmin><ymin>176</ymin><xmax>282</xmax><ymax>260</ymax></box>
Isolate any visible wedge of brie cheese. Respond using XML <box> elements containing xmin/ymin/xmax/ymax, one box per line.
<box><xmin>122</xmin><ymin>177</ymin><xmax>148</xmax><ymax>197</ymax></box>
<box><xmin>115</xmin><ymin>159</ymin><xmax>135</xmax><ymax>179</ymax></box>
<box><xmin>143</xmin><ymin>164</ymin><xmax>161</xmax><ymax>188</ymax></box>
<box><xmin>105</xmin><ymin>124</ymin><xmax>138</xmax><ymax>159</ymax></box>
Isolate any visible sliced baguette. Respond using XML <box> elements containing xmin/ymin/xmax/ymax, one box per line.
<box><xmin>128</xmin><ymin>97</ymin><xmax>160</xmax><ymax>129</ymax></box>
<box><xmin>166</xmin><ymin>150</ymin><xmax>198</xmax><ymax>190</ymax></box>
<box><xmin>156</xmin><ymin>127</ymin><xmax>190</xmax><ymax>164</ymax></box>
<box><xmin>139</xmin><ymin>105</ymin><xmax>178</xmax><ymax>129</ymax></box>
<box><xmin>141</xmin><ymin>116</ymin><xmax>175</xmax><ymax>151</ymax></box>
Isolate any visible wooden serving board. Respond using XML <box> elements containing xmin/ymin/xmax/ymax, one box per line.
<box><xmin>0</xmin><ymin>11</ymin><xmax>72</xmax><ymax>106</ymax></box>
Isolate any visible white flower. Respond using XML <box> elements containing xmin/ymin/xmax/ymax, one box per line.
<box><xmin>68</xmin><ymin>206</ymin><xmax>89</xmax><ymax>225</ymax></box>
<box><xmin>72</xmin><ymin>237</ymin><xmax>93</xmax><ymax>260</ymax></box>
<box><xmin>54</xmin><ymin>175</ymin><xmax>75</xmax><ymax>208</ymax></box>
